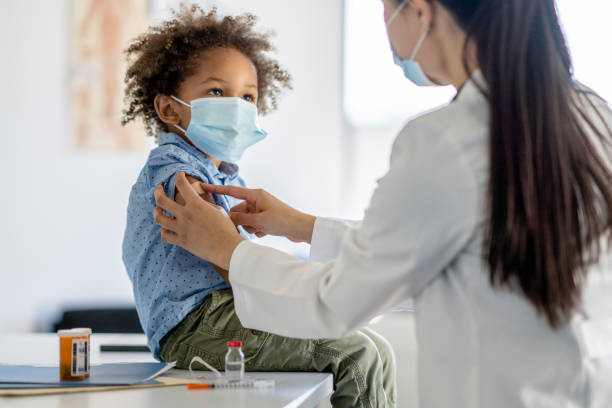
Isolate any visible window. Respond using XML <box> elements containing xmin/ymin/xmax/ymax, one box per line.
<box><xmin>342</xmin><ymin>0</ymin><xmax>455</xmax><ymax>129</ymax></box>
<box><xmin>556</xmin><ymin>0</ymin><xmax>612</xmax><ymax>102</ymax></box>
<box><xmin>342</xmin><ymin>0</ymin><xmax>612</xmax><ymax>129</ymax></box>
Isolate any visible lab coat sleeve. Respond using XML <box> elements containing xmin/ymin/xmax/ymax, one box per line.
<box><xmin>309</xmin><ymin>217</ymin><xmax>362</xmax><ymax>263</ymax></box>
<box><xmin>229</xmin><ymin>127</ymin><xmax>480</xmax><ymax>339</ymax></box>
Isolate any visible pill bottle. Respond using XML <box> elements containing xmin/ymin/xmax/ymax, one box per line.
<box><xmin>58</xmin><ymin>328</ymin><xmax>91</xmax><ymax>381</ymax></box>
<box><xmin>225</xmin><ymin>341</ymin><xmax>245</xmax><ymax>382</ymax></box>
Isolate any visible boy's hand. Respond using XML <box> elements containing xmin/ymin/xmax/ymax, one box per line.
<box><xmin>153</xmin><ymin>172</ymin><xmax>244</xmax><ymax>272</ymax></box>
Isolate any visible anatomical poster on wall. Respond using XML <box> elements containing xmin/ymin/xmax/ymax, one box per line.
<box><xmin>69</xmin><ymin>0</ymin><xmax>149</xmax><ymax>150</ymax></box>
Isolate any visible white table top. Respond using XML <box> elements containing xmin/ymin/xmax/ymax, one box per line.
<box><xmin>0</xmin><ymin>334</ymin><xmax>333</xmax><ymax>408</ymax></box>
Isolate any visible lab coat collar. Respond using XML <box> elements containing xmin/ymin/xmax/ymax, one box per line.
<box><xmin>453</xmin><ymin>69</ymin><xmax>487</xmax><ymax>104</ymax></box>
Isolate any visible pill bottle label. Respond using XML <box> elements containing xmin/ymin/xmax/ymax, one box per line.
<box><xmin>71</xmin><ymin>339</ymin><xmax>90</xmax><ymax>377</ymax></box>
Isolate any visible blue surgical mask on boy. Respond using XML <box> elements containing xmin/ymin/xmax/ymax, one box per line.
<box><xmin>385</xmin><ymin>1</ymin><xmax>437</xmax><ymax>87</ymax></box>
<box><xmin>171</xmin><ymin>96</ymin><xmax>267</xmax><ymax>163</ymax></box>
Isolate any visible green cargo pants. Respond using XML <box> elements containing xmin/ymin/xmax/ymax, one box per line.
<box><xmin>159</xmin><ymin>289</ymin><xmax>397</xmax><ymax>408</ymax></box>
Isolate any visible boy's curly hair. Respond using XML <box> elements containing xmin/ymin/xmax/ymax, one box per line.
<box><xmin>122</xmin><ymin>5</ymin><xmax>292</xmax><ymax>136</ymax></box>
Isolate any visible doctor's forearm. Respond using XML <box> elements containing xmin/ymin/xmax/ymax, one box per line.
<box><xmin>291</xmin><ymin>212</ymin><xmax>316</xmax><ymax>244</ymax></box>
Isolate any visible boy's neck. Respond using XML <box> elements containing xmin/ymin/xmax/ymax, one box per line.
<box><xmin>205</xmin><ymin>155</ymin><xmax>222</xmax><ymax>168</ymax></box>
<box><xmin>175</xmin><ymin>131</ymin><xmax>221</xmax><ymax>168</ymax></box>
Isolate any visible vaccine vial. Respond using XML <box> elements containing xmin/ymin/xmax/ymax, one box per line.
<box><xmin>225</xmin><ymin>341</ymin><xmax>245</xmax><ymax>382</ymax></box>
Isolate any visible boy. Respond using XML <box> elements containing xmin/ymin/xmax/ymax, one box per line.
<box><xmin>121</xmin><ymin>6</ymin><xmax>396</xmax><ymax>407</ymax></box>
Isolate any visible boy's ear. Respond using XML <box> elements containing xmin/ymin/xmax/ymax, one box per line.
<box><xmin>154</xmin><ymin>94</ymin><xmax>182</xmax><ymax>127</ymax></box>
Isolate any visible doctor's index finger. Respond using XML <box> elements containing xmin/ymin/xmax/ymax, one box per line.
<box><xmin>199</xmin><ymin>183</ymin><xmax>254</xmax><ymax>201</ymax></box>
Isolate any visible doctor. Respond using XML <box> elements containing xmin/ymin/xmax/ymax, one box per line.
<box><xmin>153</xmin><ymin>0</ymin><xmax>612</xmax><ymax>406</ymax></box>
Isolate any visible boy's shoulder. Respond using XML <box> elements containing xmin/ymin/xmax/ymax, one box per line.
<box><xmin>140</xmin><ymin>132</ymin><xmax>244</xmax><ymax>190</ymax></box>
<box><xmin>139</xmin><ymin>132</ymin><xmax>216</xmax><ymax>188</ymax></box>
<box><xmin>148</xmin><ymin>132</ymin><xmax>202</xmax><ymax>167</ymax></box>
<box><xmin>149</xmin><ymin>132</ymin><xmax>226</xmax><ymax>174</ymax></box>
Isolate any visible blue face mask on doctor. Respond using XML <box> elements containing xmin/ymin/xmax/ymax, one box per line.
<box><xmin>171</xmin><ymin>96</ymin><xmax>267</xmax><ymax>163</ymax></box>
<box><xmin>386</xmin><ymin>0</ymin><xmax>437</xmax><ymax>87</ymax></box>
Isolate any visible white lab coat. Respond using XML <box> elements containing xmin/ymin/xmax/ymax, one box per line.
<box><xmin>228</xmin><ymin>72</ymin><xmax>612</xmax><ymax>407</ymax></box>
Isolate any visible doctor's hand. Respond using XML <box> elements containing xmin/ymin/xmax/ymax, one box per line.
<box><xmin>153</xmin><ymin>172</ymin><xmax>245</xmax><ymax>273</ymax></box>
<box><xmin>197</xmin><ymin>183</ymin><xmax>316</xmax><ymax>244</ymax></box>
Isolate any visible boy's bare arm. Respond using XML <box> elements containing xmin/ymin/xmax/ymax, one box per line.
<box><xmin>175</xmin><ymin>175</ymin><xmax>215</xmax><ymax>206</ymax></box>
<box><xmin>175</xmin><ymin>175</ymin><xmax>230</xmax><ymax>284</ymax></box>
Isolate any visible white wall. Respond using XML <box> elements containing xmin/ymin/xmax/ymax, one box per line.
<box><xmin>0</xmin><ymin>0</ymin><xmax>346</xmax><ymax>332</ymax></box>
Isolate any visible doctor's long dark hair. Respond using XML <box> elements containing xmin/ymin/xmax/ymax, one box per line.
<box><xmin>437</xmin><ymin>0</ymin><xmax>612</xmax><ymax>327</ymax></box>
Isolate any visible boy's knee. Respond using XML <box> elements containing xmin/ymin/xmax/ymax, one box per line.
<box><xmin>344</xmin><ymin>332</ymin><xmax>386</xmax><ymax>374</ymax></box>
<box><xmin>361</xmin><ymin>328</ymin><xmax>396</xmax><ymax>368</ymax></box>
<box><xmin>317</xmin><ymin>332</ymin><xmax>381</xmax><ymax>371</ymax></box>
<box><xmin>375</xmin><ymin>336</ymin><xmax>396</xmax><ymax>367</ymax></box>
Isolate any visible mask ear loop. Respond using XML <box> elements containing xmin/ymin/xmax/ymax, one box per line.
<box><xmin>170</xmin><ymin>95</ymin><xmax>191</xmax><ymax>108</ymax></box>
<box><xmin>170</xmin><ymin>95</ymin><xmax>191</xmax><ymax>134</ymax></box>
<box><xmin>409</xmin><ymin>26</ymin><xmax>431</xmax><ymax>60</ymax></box>
<box><xmin>189</xmin><ymin>356</ymin><xmax>223</xmax><ymax>382</ymax></box>
<box><xmin>386</xmin><ymin>1</ymin><xmax>407</xmax><ymax>29</ymax></box>
<box><xmin>173</xmin><ymin>123</ymin><xmax>187</xmax><ymax>133</ymax></box>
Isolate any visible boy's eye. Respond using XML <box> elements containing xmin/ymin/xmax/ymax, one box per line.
<box><xmin>207</xmin><ymin>88</ymin><xmax>223</xmax><ymax>97</ymax></box>
<box><xmin>243</xmin><ymin>94</ymin><xmax>255</xmax><ymax>103</ymax></box>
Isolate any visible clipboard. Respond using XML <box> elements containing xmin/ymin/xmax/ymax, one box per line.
<box><xmin>0</xmin><ymin>376</ymin><xmax>192</xmax><ymax>397</ymax></box>
<box><xmin>0</xmin><ymin>362</ymin><xmax>191</xmax><ymax>396</ymax></box>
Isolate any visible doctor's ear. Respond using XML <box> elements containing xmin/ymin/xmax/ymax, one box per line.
<box><xmin>154</xmin><ymin>94</ymin><xmax>183</xmax><ymax>127</ymax></box>
<box><xmin>408</xmin><ymin>0</ymin><xmax>434</xmax><ymax>27</ymax></box>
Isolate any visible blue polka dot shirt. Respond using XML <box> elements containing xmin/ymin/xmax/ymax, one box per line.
<box><xmin>122</xmin><ymin>131</ymin><xmax>251</xmax><ymax>359</ymax></box>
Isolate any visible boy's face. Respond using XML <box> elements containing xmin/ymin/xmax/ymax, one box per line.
<box><xmin>172</xmin><ymin>47</ymin><xmax>259</xmax><ymax>131</ymax></box>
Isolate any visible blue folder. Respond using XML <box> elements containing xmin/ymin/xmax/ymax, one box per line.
<box><xmin>0</xmin><ymin>362</ymin><xmax>167</xmax><ymax>388</ymax></box>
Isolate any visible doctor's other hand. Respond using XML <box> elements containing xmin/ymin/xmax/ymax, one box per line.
<box><xmin>153</xmin><ymin>172</ymin><xmax>245</xmax><ymax>272</ymax></box>
<box><xmin>198</xmin><ymin>183</ymin><xmax>316</xmax><ymax>244</ymax></box>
